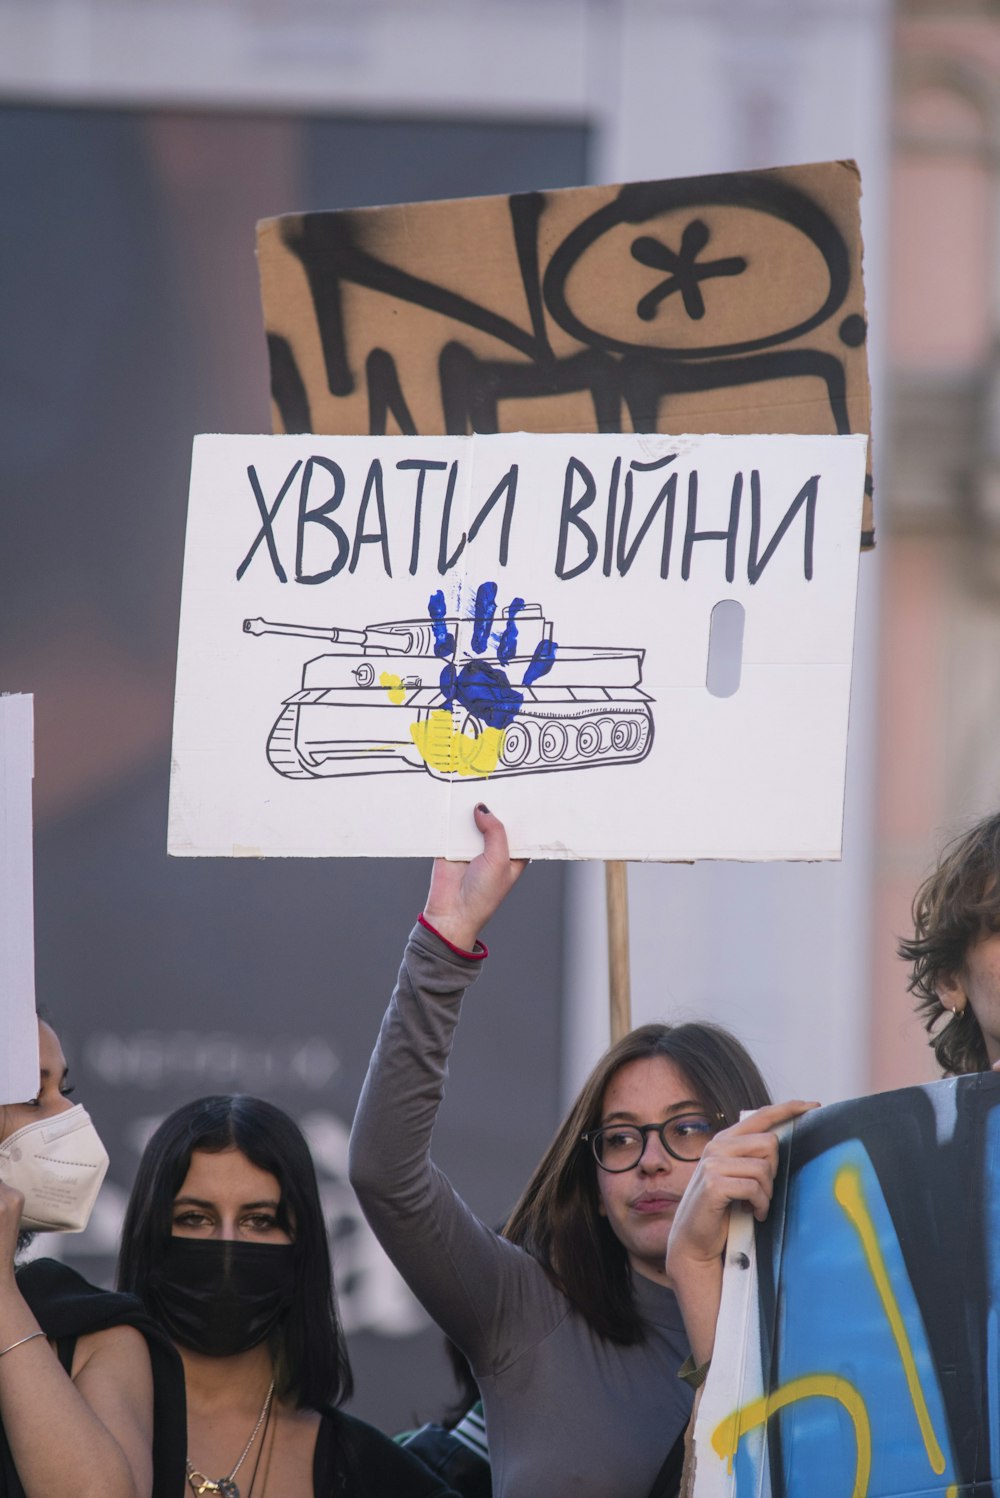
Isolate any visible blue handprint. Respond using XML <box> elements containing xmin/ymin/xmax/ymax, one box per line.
<box><xmin>407</xmin><ymin>581</ymin><xmax>558</xmax><ymax>777</ymax></box>
<box><xmin>429</xmin><ymin>581</ymin><xmax>557</xmax><ymax>728</ymax></box>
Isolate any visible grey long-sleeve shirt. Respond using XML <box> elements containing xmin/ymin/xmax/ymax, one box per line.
<box><xmin>348</xmin><ymin>924</ymin><xmax>693</xmax><ymax>1498</ymax></box>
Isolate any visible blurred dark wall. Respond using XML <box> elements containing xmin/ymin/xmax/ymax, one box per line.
<box><xmin>0</xmin><ymin>102</ymin><xmax>588</xmax><ymax>1428</ymax></box>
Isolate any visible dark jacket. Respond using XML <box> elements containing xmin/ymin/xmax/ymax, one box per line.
<box><xmin>315</xmin><ymin>1406</ymin><xmax>460</xmax><ymax>1498</ymax></box>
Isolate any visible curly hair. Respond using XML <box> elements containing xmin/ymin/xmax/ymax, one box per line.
<box><xmin>898</xmin><ymin>812</ymin><xmax>1000</xmax><ymax>1075</ymax></box>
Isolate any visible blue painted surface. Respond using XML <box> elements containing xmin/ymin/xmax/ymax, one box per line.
<box><xmin>470</xmin><ymin>580</ymin><xmax>498</xmax><ymax>653</ymax></box>
<box><xmin>734</xmin><ymin>1140</ymin><xmax>957</xmax><ymax>1498</ymax></box>
<box><xmin>523</xmin><ymin>637</ymin><xmax>557</xmax><ymax>686</ymax></box>
<box><xmin>428</xmin><ymin>583</ymin><xmax>557</xmax><ymax>730</ymax></box>
<box><xmin>495</xmin><ymin>597</ymin><xmax>525</xmax><ymax>665</ymax></box>
<box><xmin>428</xmin><ymin>589</ymin><xmax>456</xmax><ymax>659</ymax></box>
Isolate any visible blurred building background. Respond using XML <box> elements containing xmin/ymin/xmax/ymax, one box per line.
<box><xmin>0</xmin><ymin>0</ymin><xmax>990</xmax><ymax>1429</ymax></box>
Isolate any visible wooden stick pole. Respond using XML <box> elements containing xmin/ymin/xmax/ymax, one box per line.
<box><xmin>605</xmin><ymin>860</ymin><xmax>632</xmax><ymax>1043</ymax></box>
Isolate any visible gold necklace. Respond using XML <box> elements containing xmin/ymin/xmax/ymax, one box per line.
<box><xmin>186</xmin><ymin>1379</ymin><xmax>275</xmax><ymax>1498</ymax></box>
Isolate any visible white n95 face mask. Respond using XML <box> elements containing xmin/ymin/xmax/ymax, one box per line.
<box><xmin>0</xmin><ymin>1105</ymin><xmax>110</xmax><ymax>1232</ymax></box>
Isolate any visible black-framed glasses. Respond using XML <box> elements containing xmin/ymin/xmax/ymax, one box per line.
<box><xmin>581</xmin><ymin>1113</ymin><xmax>724</xmax><ymax>1172</ymax></box>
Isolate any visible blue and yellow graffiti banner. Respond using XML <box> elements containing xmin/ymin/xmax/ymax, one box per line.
<box><xmin>696</xmin><ymin>1073</ymin><xmax>1000</xmax><ymax>1498</ymax></box>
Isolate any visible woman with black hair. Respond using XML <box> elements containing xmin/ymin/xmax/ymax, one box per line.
<box><xmin>118</xmin><ymin>1095</ymin><xmax>458</xmax><ymax>1498</ymax></box>
<box><xmin>349</xmin><ymin>807</ymin><xmax>810</xmax><ymax>1498</ymax></box>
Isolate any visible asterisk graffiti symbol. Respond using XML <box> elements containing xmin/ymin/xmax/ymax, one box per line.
<box><xmin>631</xmin><ymin>218</ymin><xmax>747</xmax><ymax>323</ymax></box>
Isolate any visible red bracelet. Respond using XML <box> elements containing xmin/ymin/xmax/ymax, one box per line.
<box><xmin>418</xmin><ymin>913</ymin><xmax>488</xmax><ymax>960</ymax></box>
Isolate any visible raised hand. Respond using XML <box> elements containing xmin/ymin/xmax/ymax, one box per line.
<box><xmin>422</xmin><ymin>805</ymin><xmax>527</xmax><ymax>951</ymax></box>
<box><xmin>665</xmin><ymin>1099</ymin><xmax>817</xmax><ymax>1365</ymax></box>
<box><xmin>667</xmin><ymin>1099</ymin><xmax>817</xmax><ymax>1265</ymax></box>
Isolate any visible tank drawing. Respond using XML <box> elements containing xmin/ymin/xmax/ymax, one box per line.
<box><xmin>243</xmin><ymin>603</ymin><xmax>654</xmax><ymax>782</ymax></box>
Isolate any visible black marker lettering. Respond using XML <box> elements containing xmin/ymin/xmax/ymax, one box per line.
<box><xmin>437</xmin><ymin>461</ymin><xmax>464</xmax><ymax>572</ymax></box>
<box><xmin>602</xmin><ymin>457</ymin><xmax>622</xmax><ymax>577</ymax></box>
<box><xmin>555</xmin><ymin>458</ymin><xmax>598</xmax><ymax>580</ymax></box>
<box><xmin>748</xmin><ymin>470</ymin><xmax>818</xmax><ymax>583</ymax></box>
<box><xmin>681</xmin><ymin>469</ymin><xmax>741</xmax><ymax>583</ymax></box>
<box><xmin>616</xmin><ymin>454</ymin><xmax>677</xmax><ymax>576</ymax></box>
<box><xmin>349</xmin><ymin>458</ymin><xmax>392</xmax><ymax>576</ymax></box>
<box><xmin>466</xmin><ymin>464</ymin><xmax>518</xmax><ymax>567</ymax></box>
<box><xmin>295</xmin><ymin>456</ymin><xmax>348</xmax><ymax>585</ymax></box>
<box><xmin>237</xmin><ymin>460</ymin><xmax>302</xmax><ymax>582</ymax></box>
<box><xmin>396</xmin><ymin>457</ymin><xmax>448</xmax><ymax>575</ymax></box>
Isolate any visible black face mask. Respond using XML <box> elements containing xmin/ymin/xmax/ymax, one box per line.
<box><xmin>147</xmin><ymin>1238</ymin><xmax>296</xmax><ymax>1357</ymax></box>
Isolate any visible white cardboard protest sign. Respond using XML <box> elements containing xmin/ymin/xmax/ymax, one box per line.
<box><xmin>0</xmin><ymin>695</ymin><xmax>40</xmax><ymax>1103</ymax></box>
<box><xmin>168</xmin><ymin>431</ymin><xmax>866</xmax><ymax>860</ymax></box>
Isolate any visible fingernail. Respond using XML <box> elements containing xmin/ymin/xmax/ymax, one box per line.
<box><xmin>476</xmin><ymin>803</ymin><xmax>490</xmax><ymax>814</ymax></box>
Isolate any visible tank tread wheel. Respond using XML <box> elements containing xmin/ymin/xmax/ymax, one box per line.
<box><xmin>265</xmin><ymin>704</ymin><xmax>321</xmax><ymax>779</ymax></box>
<box><xmin>492</xmin><ymin>704</ymin><xmax>653</xmax><ymax>775</ymax></box>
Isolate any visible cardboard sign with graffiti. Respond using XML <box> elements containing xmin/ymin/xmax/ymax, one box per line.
<box><xmin>694</xmin><ymin>1073</ymin><xmax>1000</xmax><ymax>1498</ymax></box>
<box><xmin>257</xmin><ymin>160</ymin><xmax>873</xmax><ymax>545</ymax></box>
<box><xmin>0</xmin><ymin>694</ymin><xmax>40</xmax><ymax>1104</ymax></box>
<box><xmin>168</xmin><ymin>429</ymin><xmax>865</xmax><ymax>860</ymax></box>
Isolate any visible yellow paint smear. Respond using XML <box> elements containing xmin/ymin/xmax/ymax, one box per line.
<box><xmin>379</xmin><ymin>671</ymin><xmax>406</xmax><ymax>704</ymax></box>
<box><xmin>712</xmin><ymin>1374</ymin><xmax>871</xmax><ymax>1498</ymax></box>
<box><xmin>410</xmin><ymin>709</ymin><xmax>504</xmax><ymax>777</ymax></box>
<box><xmin>834</xmin><ymin>1164</ymin><xmax>946</xmax><ymax>1475</ymax></box>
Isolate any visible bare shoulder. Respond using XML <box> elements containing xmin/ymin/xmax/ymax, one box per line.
<box><xmin>71</xmin><ymin>1322</ymin><xmax>151</xmax><ymax>1377</ymax></box>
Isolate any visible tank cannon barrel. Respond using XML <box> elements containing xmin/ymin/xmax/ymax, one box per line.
<box><xmin>243</xmin><ymin>616</ymin><xmax>444</xmax><ymax>654</ymax></box>
<box><xmin>243</xmin><ymin>617</ymin><xmax>369</xmax><ymax>646</ymax></box>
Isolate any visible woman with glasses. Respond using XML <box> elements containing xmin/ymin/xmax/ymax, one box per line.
<box><xmin>349</xmin><ymin>806</ymin><xmax>808</xmax><ymax>1498</ymax></box>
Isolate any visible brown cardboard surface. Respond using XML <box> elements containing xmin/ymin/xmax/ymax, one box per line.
<box><xmin>258</xmin><ymin>160</ymin><xmax>873</xmax><ymax>545</ymax></box>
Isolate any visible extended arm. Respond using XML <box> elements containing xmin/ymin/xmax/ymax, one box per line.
<box><xmin>664</xmin><ymin>1100</ymin><xmax>817</xmax><ymax>1366</ymax></box>
<box><xmin>349</xmin><ymin>807</ymin><xmax>532</xmax><ymax>1367</ymax></box>
<box><xmin>0</xmin><ymin>1184</ymin><xmax>153</xmax><ymax>1498</ymax></box>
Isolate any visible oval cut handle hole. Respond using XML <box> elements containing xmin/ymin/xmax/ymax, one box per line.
<box><xmin>706</xmin><ymin>599</ymin><xmax>745</xmax><ymax>698</ymax></box>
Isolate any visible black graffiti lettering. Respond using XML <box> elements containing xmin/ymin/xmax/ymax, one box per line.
<box><xmin>237</xmin><ymin>460</ymin><xmax>302</xmax><ymax>583</ymax></box>
<box><xmin>273</xmin><ymin>177</ymin><xmax>868</xmax><ymax>550</ymax></box>
<box><xmin>368</xmin><ymin>348</ymin><xmax>418</xmax><ymax>436</ymax></box>
<box><xmin>396</xmin><ymin>458</ymin><xmax>449</xmax><ymax>575</ymax></box>
<box><xmin>619</xmin><ymin>349</ymin><xmax>851</xmax><ymax>447</ymax></box>
<box><xmin>265</xmin><ymin>337</ymin><xmax>311</xmax><ymax>433</ymax></box>
<box><xmin>284</xmin><ymin>217</ymin><xmax>356</xmax><ymax>398</ymax></box>
<box><xmin>295</xmin><ymin>457</ymin><xmax>348</xmax><ymax>585</ymax></box>
<box><xmin>748</xmin><ymin>470</ymin><xmax>818</xmax><ymax>583</ymax></box>
<box><xmin>349</xmin><ymin>459</ymin><xmax>392</xmax><ymax>576</ymax></box>
<box><xmin>284</xmin><ymin>208</ymin><xmax>546</xmax><ymax>422</ymax></box>
<box><xmin>544</xmin><ymin>175</ymin><xmax>851</xmax><ymax>359</ymax></box>
<box><xmin>615</xmin><ymin>455</ymin><xmax>678</xmax><ymax>577</ymax></box>
<box><xmin>630</xmin><ymin>220</ymin><xmax>747</xmax><ymax>323</ymax></box>
<box><xmin>555</xmin><ymin>458</ymin><xmax>599</xmax><ymax>580</ymax></box>
<box><xmin>438</xmin><ymin>342</ymin><xmax>624</xmax><ymax>438</ymax></box>
<box><xmin>509</xmin><ymin>191</ymin><xmax>553</xmax><ymax>360</ymax></box>
<box><xmin>681</xmin><ymin>470</ymin><xmax>742</xmax><ymax>584</ymax></box>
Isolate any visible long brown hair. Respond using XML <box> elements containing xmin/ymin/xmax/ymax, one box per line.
<box><xmin>899</xmin><ymin>813</ymin><xmax>1000</xmax><ymax>1075</ymax></box>
<box><xmin>502</xmin><ymin>1022</ymin><xmax>770</xmax><ymax>1344</ymax></box>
